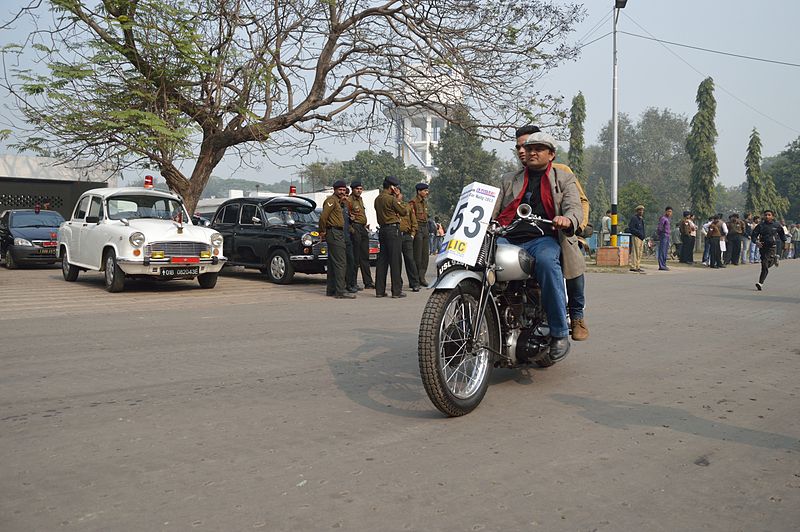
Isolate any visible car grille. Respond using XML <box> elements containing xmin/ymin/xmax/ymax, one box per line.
<box><xmin>146</xmin><ymin>241</ymin><xmax>210</xmax><ymax>256</ymax></box>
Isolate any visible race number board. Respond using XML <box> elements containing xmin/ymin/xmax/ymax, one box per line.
<box><xmin>437</xmin><ymin>182</ymin><xmax>499</xmax><ymax>267</ymax></box>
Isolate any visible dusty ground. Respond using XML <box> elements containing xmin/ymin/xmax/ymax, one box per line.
<box><xmin>1</xmin><ymin>259</ymin><xmax>798</xmax><ymax>531</ymax></box>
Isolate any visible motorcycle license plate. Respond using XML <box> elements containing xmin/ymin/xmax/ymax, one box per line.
<box><xmin>436</xmin><ymin>259</ymin><xmax>464</xmax><ymax>278</ymax></box>
<box><xmin>160</xmin><ymin>266</ymin><xmax>199</xmax><ymax>276</ymax></box>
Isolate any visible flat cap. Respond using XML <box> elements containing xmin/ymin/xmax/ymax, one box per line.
<box><xmin>635</xmin><ymin>205</ymin><xmax>645</xmax><ymax>210</ymax></box>
<box><xmin>332</xmin><ymin>179</ymin><xmax>347</xmax><ymax>189</ymax></box>
<box><xmin>523</xmin><ymin>132</ymin><xmax>557</xmax><ymax>151</ymax></box>
<box><xmin>415</xmin><ymin>182</ymin><xmax>429</xmax><ymax>191</ymax></box>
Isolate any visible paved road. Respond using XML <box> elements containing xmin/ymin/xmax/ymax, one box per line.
<box><xmin>1</xmin><ymin>261</ymin><xmax>799</xmax><ymax>531</ymax></box>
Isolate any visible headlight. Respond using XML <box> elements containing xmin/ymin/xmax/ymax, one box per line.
<box><xmin>301</xmin><ymin>233</ymin><xmax>313</xmax><ymax>247</ymax></box>
<box><xmin>211</xmin><ymin>233</ymin><xmax>224</xmax><ymax>247</ymax></box>
<box><xmin>13</xmin><ymin>237</ymin><xmax>33</xmax><ymax>247</ymax></box>
<box><xmin>129</xmin><ymin>232</ymin><xmax>146</xmax><ymax>247</ymax></box>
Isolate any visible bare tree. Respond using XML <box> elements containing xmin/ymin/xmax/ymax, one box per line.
<box><xmin>2</xmin><ymin>0</ymin><xmax>583</xmax><ymax>211</ymax></box>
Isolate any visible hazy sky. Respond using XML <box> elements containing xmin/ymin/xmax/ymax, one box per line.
<box><xmin>2</xmin><ymin>1</ymin><xmax>798</xmax><ymax>188</ymax></box>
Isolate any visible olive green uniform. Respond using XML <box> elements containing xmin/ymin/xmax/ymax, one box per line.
<box><xmin>374</xmin><ymin>189</ymin><xmax>407</xmax><ymax>296</ymax></box>
<box><xmin>319</xmin><ymin>194</ymin><xmax>347</xmax><ymax>296</ymax></box>
<box><xmin>409</xmin><ymin>194</ymin><xmax>430</xmax><ymax>285</ymax></box>
<box><xmin>399</xmin><ymin>201</ymin><xmax>420</xmax><ymax>289</ymax></box>
<box><xmin>347</xmin><ymin>195</ymin><xmax>374</xmax><ymax>288</ymax></box>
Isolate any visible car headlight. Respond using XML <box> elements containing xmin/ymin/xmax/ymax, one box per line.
<box><xmin>301</xmin><ymin>233</ymin><xmax>313</xmax><ymax>247</ymax></box>
<box><xmin>129</xmin><ymin>232</ymin><xmax>146</xmax><ymax>247</ymax></box>
<box><xmin>211</xmin><ymin>233</ymin><xmax>224</xmax><ymax>247</ymax></box>
<box><xmin>13</xmin><ymin>237</ymin><xmax>33</xmax><ymax>247</ymax></box>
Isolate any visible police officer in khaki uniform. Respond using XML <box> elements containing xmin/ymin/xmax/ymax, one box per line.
<box><xmin>409</xmin><ymin>182</ymin><xmax>430</xmax><ymax>286</ymax></box>
<box><xmin>374</xmin><ymin>176</ymin><xmax>407</xmax><ymax>298</ymax></box>
<box><xmin>319</xmin><ymin>180</ymin><xmax>355</xmax><ymax>299</ymax></box>
<box><xmin>347</xmin><ymin>180</ymin><xmax>375</xmax><ymax>289</ymax></box>
<box><xmin>396</xmin><ymin>187</ymin><xmax>420</xmax><ymax>292</ymax></box>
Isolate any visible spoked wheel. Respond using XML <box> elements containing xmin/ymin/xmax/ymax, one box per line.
<box><xmin>418</xmin><ymin>281</ymin><xmax>499</xmax><ymax>417</ymax></box>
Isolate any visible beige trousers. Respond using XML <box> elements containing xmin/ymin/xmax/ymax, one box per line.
<box><xmin>630</xmin><ymin>236</ymin><xmax>643</xmax><ymax>269</ymax></box>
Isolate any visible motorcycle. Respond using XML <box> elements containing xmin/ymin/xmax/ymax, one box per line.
<box><xmin>418</xmin><ymin>204</ymin><xmax>565</xmax><ymax>417</ymax></box>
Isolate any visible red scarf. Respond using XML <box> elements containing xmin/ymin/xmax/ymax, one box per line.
<box><xmin>496</xmin><ymin>162</ymin><xmax>555</xmax><ymax>226</ymax></box>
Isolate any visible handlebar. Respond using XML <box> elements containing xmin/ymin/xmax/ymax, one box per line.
<box><xmin>489</xmin><ymin>204</ymin><xmax>553</xmax><ymax>236</ymax></box>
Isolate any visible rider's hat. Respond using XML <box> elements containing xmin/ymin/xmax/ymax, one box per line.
<box><xmin>523</xmin><ymin>132</ymin><xmax>558</xmax><ymax>152</ymax></box>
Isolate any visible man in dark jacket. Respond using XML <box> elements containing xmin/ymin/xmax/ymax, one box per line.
<box><xmin>752</xmin><ymin>209</ymin><xmax>787</xmax><ymax>291</ymax></box>
<box><xmin>627</xmin><ymin>205</ymin><xmax>646</xmax><ymax>273</ymax></box>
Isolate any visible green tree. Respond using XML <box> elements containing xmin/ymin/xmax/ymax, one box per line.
<box><xmin>763</xmin><ymin>136</ymin><xmax>800</xmax><ymax>220</ymax></box>
<box><xmin>618</xmin><ymin>181</ymin><xmax>656</xmax><ymax>229</ymax></box>
<box><xmin>340</xmin><ymin>150</ymin><xmax>425</xmax><ymax>194</ymax></box>
<box><xmin>745</xmin><ymin>128</ymin><xmax>789</xmax><ymax>218</ymax></box>
<box><xmin>567</xmin><ymin>92</ymin><xmax>586</xmax><ymax>184</ymax></box>
<box><xmin>431</xmin><ymin>111</ymin><xmax>498</xmax><ymax>217</ymax></box>
<box><xmin>714</xmin><ymin>183</ymin><xmax>746</xmax><ymax>216</ymax></box>
<box><xmin>686</xmin><ymin>77</ymin><xmax>718</xmax><ymax>219</ymax></box>
<box><xmin>589</xmin><ymin>176</ymin><xmax>610</xmax><ymax>228</ymax></box>
<box><xmin>2</xmin><ymin>0</ymin><xmax>584</xmax><ymax>213</ymax></box>
<box><xmin>297</xmin><ymin>161</ymin><xmax>344</xmax><ymax>194</ymax></box>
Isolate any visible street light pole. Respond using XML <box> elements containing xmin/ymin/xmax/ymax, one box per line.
<box><xmin>610</xmin><ymin>0</ymin><xmax>627</xmax><ymax>247</ymax></box>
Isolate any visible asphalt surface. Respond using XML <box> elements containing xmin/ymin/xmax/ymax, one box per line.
<box><xmin>1</xmin><ymin>259</ymin><xmax>799</xmax><ymax>531</ymax></box>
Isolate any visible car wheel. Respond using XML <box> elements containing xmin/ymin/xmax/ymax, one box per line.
<box><xmin>104</xmin><ymin>249</ymin><xmax>125</xmax><ymax>293</ymax></box>
<box><xmin>4</xmin><ymin>248</ymin><xmax>17</xmax><ymax>269</ymax></box>
<box><xmin>61</xmin><ymin>247</ymin><xmax>79</xmax><ymax>282</ymax></box>
<box><xmin>265</xmin><ymin>249</ymin><xmax>294</xmax><ymax>284</ymax></box>
<box><xmin>197</xmin><ymin>272</ymin><xmax>218</xmax><ymax>289</ymax></box>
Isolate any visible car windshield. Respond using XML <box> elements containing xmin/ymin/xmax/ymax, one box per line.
<box><xmin>107</xmin><ymin>195</ymin><xmax>188</xmax><ymax>221</ymax></box>
<box><xmin>282</xmin><ymin>209</ymin><xmax>319</xmax><ymax>225</ymax></box>
<box><xmin>11</xmin><ymin>211</ymin><xmax>65</xmax><ymax>228</ymax></box>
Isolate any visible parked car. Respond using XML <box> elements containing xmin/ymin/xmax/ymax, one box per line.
<box><xmin>58</xmin><ymin>187</ymin><xmax>226</xmax><ymax>292</ymax></box>
<box><xmin>0</xmin><ymin>209</ymin><xmax>65</xmax><ymax>268</ymax></box>
<box><xmin>211</xmin><ymin>195</ymin><xmax>327</xmax><ymax>284</ymax></box>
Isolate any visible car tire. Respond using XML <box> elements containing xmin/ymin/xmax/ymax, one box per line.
<box><xmin>197</xmin><ymin>272</ymin><xmax>218</xmax><ymax>289</ymax></box>
<box><xmin>4</xmin><ymin>248</ymin><xmax>17</xmax><ymax>269</ymax></box>
<box><xmin>61</xmin><ymin>247</ymin><xmax>79</xmax><ymax>281</ymax></box>
<box><xmin>103</xmin><ymin>249</ymin><xmax>125</xmax><ymax>293</ymax></box>
<box><xmin>265</xmin><ymin>249</ymin><xmax>294</xmax><ymax>284</ymax></box>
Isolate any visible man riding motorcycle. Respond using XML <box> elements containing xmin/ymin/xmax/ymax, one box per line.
<box><xmin>491</xmin><ymin>132</ymin><xmax>583</xmax><ymax>361</ymax></box>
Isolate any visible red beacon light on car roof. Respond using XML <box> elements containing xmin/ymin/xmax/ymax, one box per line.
<box><xmin>144</xmin><ymin>175</ymin><xmax>154</xmax><ymax>189</ymax></box>
<box><xmin>289</xmin><ymin>185</ymin><xmax>297</xmax><ymax>196</ymax></box>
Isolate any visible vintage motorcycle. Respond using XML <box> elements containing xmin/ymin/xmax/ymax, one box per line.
<box><xmin>418</xmin><ymin>204</ymin><xmax>566</xmax><ymax>417</ymax></box>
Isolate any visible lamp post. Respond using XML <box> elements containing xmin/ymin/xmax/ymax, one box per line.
<box><xmin>610</xmin><ymin>0</ymin><xmax>628</xmax><ymax>247</ymax></box>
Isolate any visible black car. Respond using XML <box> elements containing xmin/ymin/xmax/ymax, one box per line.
<box><xmin>0</xmin><ymin>209</ymin><xmax>66</xmax><ymax>268</ymax></box>
<box><xmin>211</xmin><ymin>196</ymin><xmax>327</xmax><ymax>283</ymax></box>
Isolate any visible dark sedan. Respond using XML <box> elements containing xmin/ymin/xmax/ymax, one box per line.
<box><xmin>211</xmin><ymin>196</ymin><xmax>327</xmax><ymax>284</ymax></box>
<box><xmin>0</xmin><ymin>209</ymin><xmax>65</xmax><ymax>268</ymax></box>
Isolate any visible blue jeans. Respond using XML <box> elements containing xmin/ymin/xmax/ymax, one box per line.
<box><xmin>566</xmin><ymin>274</ymin><xmax>585</xmax><ymax>320</ymax></box>
<box><xmin>657</xmin><ymin>236</ymin><xmax>670</xmax><ymax>269</ymax></box>
<box><xmin>502</xmin><ymin>236</ymin><xmax>569</xmax><ymax>338</ymax></box>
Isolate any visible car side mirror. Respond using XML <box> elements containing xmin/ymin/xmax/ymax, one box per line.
<box><xmin>252</xmin><ymin>216</ymin><xmax>261</xmax><ymax>224</ymax></box>
<box><xmin>86</xmin><ymin>216</ymin><xmax>100</xmax><ymax>224</ymax></box>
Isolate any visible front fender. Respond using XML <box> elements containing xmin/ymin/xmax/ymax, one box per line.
<box><xmin>432</xmin><ymin>269</ymin><xmax>483</xmax><ymax>289</ymax></box>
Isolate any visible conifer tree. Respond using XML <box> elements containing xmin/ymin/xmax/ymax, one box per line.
<box><xmin>686</xmin><ymin>77</ymin><xmax>718</xmax><ymax>218</ymax></box>
<box><xmin>568</xmin><ymin>92</ymin><xmax>587</xmax><ymax>184</ymax></box>
<box><xmin>745</xmin><ymin>128</ymin><xmax>790</xmax><ymax>217</ymax></box>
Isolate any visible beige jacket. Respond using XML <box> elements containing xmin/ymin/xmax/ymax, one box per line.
<box><xmin>492</xmin><ymin>166</ymin><xmax>586</xmax><ymax>280</ymax></box>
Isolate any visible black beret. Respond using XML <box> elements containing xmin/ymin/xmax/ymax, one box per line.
<box><xmin>415</xmin><ymin>182</ymin><xmax>429</xmax><ymax>191</ymax></box>
<box><xmin>332</xmin><ymin>180</ymin><xmax>347</xmax><ymax>189</ymax></box>
<box><xmin>383</xmin><ymin>175</ymin><xmax>400</xmax><ymax>187</ymax></box>
<box><xmin>683</xmin><ymin>210</ymin><xmax>691</xmax><ymax>217</ymax></box>
<box><xmin>350</xmin><ymin>180</ymin><xmax>363</xmax><ymax>188</ymax></box>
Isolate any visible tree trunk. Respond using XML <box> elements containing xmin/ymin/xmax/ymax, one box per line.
<box><xmin>161</xmin><ymin>139</ymin><xmax>227</xmax><ymax>214</ymax></box>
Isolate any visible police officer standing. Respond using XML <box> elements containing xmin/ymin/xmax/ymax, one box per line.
<box><xmin>396</xmin><ymin>186</ymin><xmax>420</xmax><ymax>292</ymax></box>
<box><xmin>409</xmin><ymin>182</ymin><xmax>431</xmax><ymax>286</ymax></box>
<box><xmin>319</xmin><ymin>180</ymin><xmax>355</xmax><ymax>299</ymax></box>
<box><xmin>374</xmin><ymin>176</ymin><xmax>407</xmax><ymax>298</ymax></box>
<box><xmin>347</xmin><ymin>180</ymin><xmax>375</xmax><ymax>290</ymax></box>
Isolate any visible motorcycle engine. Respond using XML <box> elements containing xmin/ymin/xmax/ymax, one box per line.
<box><xmin>497</xmin><ymin>281</ymin><xmax>549</xmax><ymax>365</ymax></box>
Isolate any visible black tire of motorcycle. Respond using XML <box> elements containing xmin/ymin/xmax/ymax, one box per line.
<box><xmin>418</xmin><ymin>282</ymin><xmax>499</xmax><ymax>417</ymax></box>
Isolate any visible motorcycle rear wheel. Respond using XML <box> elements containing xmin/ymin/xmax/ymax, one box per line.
<box><xmin>418</xmin><ymin>282</ymin><xmax>499</xmax><ymax>417</ymax></box>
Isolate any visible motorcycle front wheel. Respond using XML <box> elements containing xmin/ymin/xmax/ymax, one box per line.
<box><xmin>418</xmin><ymin>282</ymin><xmax>499</xmax><ymax>417</ymax></box>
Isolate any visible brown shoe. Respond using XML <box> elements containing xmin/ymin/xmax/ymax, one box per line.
<box><xmin>571</xmin><ymin>318</ymin><xmax>589</xmax><ymax>341</ymax></box>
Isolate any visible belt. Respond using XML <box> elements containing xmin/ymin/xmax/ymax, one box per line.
<box><xmin>329</xmin><ymin>226</ymin><xmax>344</xmax><ymax>230</ymax></box>
<box><xmin>381</xmin><ymin>222</ymin><xmax>399</xmax><ymax>227</ymax></box>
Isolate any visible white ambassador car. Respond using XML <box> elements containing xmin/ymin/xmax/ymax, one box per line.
<box><xmin>58</xmin><ymin>187</ymin><xmax>226</xmax><ymax>292</ymax></box>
